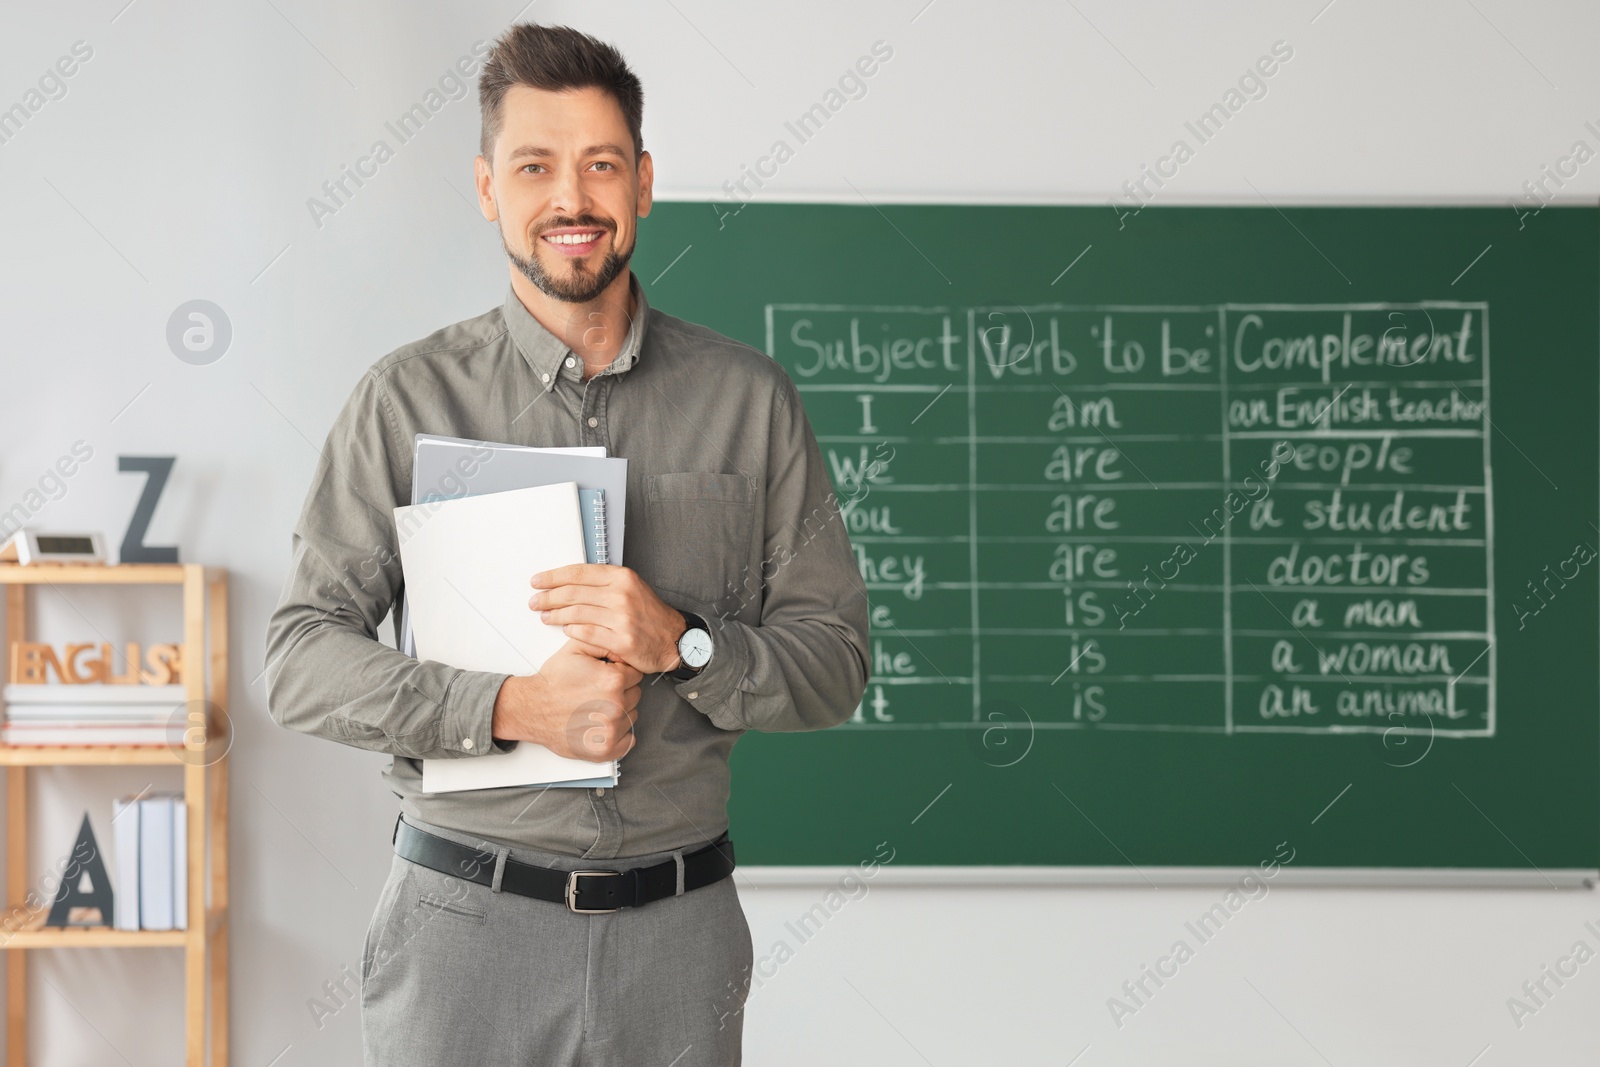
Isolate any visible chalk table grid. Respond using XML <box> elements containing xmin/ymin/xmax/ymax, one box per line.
<box><xmin>767</xmin><ymin>302</ymin><xmax>1493</xmax><ymax>740</ymax></box>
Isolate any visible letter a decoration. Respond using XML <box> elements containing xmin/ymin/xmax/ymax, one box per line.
<box><xmin>45</xmin><ymin>813</ymin><xmax>115</xmax><ymax>928</ymax></box>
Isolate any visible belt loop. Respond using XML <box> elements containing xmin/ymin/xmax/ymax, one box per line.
<box><xmin>491</xmin><ymin>846</ymin><xmax>510</xmax><ymax>893</ymax></box>
<box><xmin>393</xmin><ymin>813</ymin><xmax>403</xmax><ymax>845</ymax></box>
<box><xmin>674</xmin><ymin>849</ymin><xmax>686</xmax><ymax>896</ymax></box>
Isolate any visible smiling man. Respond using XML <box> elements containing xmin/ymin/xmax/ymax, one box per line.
<box><xmin>263</xmin><ymin>22</ymin><xmax>869</xmax><ymax>1067</ymax></box>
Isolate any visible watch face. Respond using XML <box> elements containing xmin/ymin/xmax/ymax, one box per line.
<box><xmin>680</xmin><ymin>628</ymin><xmax>712</xmax><ymax>668</ymax></box>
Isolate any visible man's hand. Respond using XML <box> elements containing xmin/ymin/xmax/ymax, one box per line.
<box><xmin>529</xmin><ymin>564</ymin><xmax>687</xmax><ymax>674</ymax></box>
<box><xmin>491</xmin><ymin>638</ymin><xmax>642</xmax><ymax>762</ymax></box>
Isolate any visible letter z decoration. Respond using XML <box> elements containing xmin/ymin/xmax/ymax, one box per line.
<box><xmin>118</xmin><ymin>456</ymin><xmax>179</xmax><ymax>563</ymax></box>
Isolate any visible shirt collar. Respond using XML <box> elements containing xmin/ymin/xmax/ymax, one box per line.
<box><xmin>502</xmin><ymin>273</ymin><xmax>651</xmax><ymax>392</ymax></box>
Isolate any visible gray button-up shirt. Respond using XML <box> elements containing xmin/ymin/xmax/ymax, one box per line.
<box><xmin>264</xmin><ymin>275</ymin><xmax>870</xmax><ymax>858</ymax></box>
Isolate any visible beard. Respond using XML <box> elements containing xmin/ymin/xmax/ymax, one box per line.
<box><xmin>503</xmin><ymin>216</ymin><xmax>633</xmax><ymax>304</ymax></box>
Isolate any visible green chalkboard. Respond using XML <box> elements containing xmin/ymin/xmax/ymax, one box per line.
<box><xmin>633</xmin><ymin>201</ymin><xmax>1600</xmax><ymax>873</ymax></box>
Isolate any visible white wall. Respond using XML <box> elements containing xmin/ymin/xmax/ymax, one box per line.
<box><xmin>1</xmin><ymin>1</ymin><xmax>1597</xmax><ymax>1063</ymax></box>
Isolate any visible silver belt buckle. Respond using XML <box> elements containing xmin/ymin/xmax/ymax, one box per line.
<box><xmin>565</xmin><ymin>869</ymin><xmax>623</xmax><ymax>913</ymax></box>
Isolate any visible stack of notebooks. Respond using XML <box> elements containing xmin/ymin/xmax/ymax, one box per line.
<box><xmin>1</xmin><ymin>684</ymin><xmax>187</xmax><ymax>746</ymax></box>
<box><xmin>112</xmin><ymin>791</ymin><xmax>187</xmax><ymax>931</ymax></box>
<box><xmin>394</xmin><ymin>434</ymin><xmax>628</xmax><ymax>794</ymax></box>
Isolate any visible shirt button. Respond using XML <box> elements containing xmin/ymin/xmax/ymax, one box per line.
<box><xmin>565</xmin><ymin>357</ymin><xmax>576</xmax><ymax>368</ymax></box>
<box><xmin>540</xmin><ymin>372</ymin><xmax>550</xmax><ymax>383</ymax></box>
<box><xmin>587</xmin><ymin>417</ymin><xmax>598</xmax><ymax>427</ymax></box>
<box><xmin>686</xmin><ymin>691</ymin><xmax>699</xmax><ymax>699</ymax></box>
<box><xmin>593</xmin><ymin>787</ymin><xmax>605</xmax><ymax>797</ymax></box>
<box><xmin>462</xmin><ymin>737</ymin><xmax>474</xmax><ymax>750</ymax></box>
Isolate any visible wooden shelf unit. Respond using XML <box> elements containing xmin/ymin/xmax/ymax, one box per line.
<box><xmin>0</xmin><ymin>563</ymin><xmax>229</xmax><ymax>1066</ymax></box>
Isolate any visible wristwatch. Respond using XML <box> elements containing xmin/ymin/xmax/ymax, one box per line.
<box><xmin>669</xmin><ymin>610</ymin><xmax>713</xmax><ymax>680</ymax></box>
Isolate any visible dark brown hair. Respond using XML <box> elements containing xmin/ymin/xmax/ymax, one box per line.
<box><xmin>478</xmin><ymin>23</ymin><xmax>644</xmax><ymax>163</ymax></box>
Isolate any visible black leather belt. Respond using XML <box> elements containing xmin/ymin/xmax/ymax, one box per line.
<box><xmin>392</xmin><ymin>816</ymin><xmax>736</xmax><ymax>913</ymax></box>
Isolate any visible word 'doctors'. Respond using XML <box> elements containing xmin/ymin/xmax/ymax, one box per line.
<box><xmin>8</xmin><ymin>642</ymin><xmax>182</xmax><ymax>685</ymax></box>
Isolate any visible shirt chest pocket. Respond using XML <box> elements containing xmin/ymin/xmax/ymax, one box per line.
<box><xmin>641</xmin><ymin>471</ymin><xmax>757</xmax><ymax>609</ymax></box>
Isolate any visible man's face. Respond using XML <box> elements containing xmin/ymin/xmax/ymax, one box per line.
<box><xmin>476</xmin><ymin>84</ymin><xmax>653</xmax><ymax>304</ymax></box>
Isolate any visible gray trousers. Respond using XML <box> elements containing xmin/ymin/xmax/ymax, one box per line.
<box><xmin>361</xmin><ymin>814</ymin><xmax>754</xmax><ymax>1066</ymax></box>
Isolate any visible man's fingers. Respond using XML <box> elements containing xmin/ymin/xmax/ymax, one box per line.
<box><xmin>533</xmin><ymin>589</ymin><xmax>621</xmax><ymax>613</ymax></box>
<box><xmin>616</xmin><ymin>663</ymin><xmax>644</xmax><ymax>688</ymax></box>
<box><xmin>562</xmin><ymin>636</ymin><xmax>612</xmax><ymax>660</ymax></box>
<box><xmin>531</xmin><ymin>563</ymin><xmax>616</xmax><ymax>589</ymax></box>
<box><xmin>618</xmin><ymin>730</ymin><xmax>638</xmax><ymax>758</ymax></box>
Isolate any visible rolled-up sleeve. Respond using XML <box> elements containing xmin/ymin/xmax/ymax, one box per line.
<box><xmin>675</xmin><ymin>374</ymin><xmax>870</xmax><ymax>731</ymax></box>
<box><xmin>263</xmin><ymin>368</ymin><xmax>511</xmax><ymax>759</ymax></box>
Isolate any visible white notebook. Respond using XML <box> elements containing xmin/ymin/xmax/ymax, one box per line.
<box><xmin>138</xmin><ymin>795</ymin><xmax>174</xmax><ymax>931</ymax></box>
<box><xmin>395</xmin><ymin>481</ymin><xmax>622</xmax><ymax>792</ymax></box>
<box><xmin>112</xmin><ymin>796</ymin><xmax>140</xmax><ymax>931</ymax></box>
<box><xmin>172</xmin><ymin>797</ymin><xmax>187</xmax><ymax>931</ymax></box>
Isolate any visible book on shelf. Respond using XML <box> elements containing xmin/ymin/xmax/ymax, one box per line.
<box><xmin>3</xmin><ymin>684</ymin><xmax>187</xmax><ymax>705</ymax></box>
<box><xmin>112</xmin><ymin>797</ymin><xmax>139</xmax><ymax>931</ymax></box>
<box><xmin>2</xmin><ymin>684</ymin><xmax>186</xmax><ymax>744</ymax></box>
<box><xmin>2</xmin><ymin>723</ymin><xmax>185</xmax><ymax>746</ymax></box>
<box><xmin>5</xmin><ymin>706</ymin><xmax>177</xmax><ymax>721</ymax></box>
<box><xmin>114</xmin><ymin>791</ymin><xmax>187</xmax><ymax>931</ymax></box>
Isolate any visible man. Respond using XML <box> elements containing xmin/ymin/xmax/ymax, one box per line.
<box><xmin>264</xmin><ymin>22</ymin><xmax>869</xmax><ymax>1066</ymax></box>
